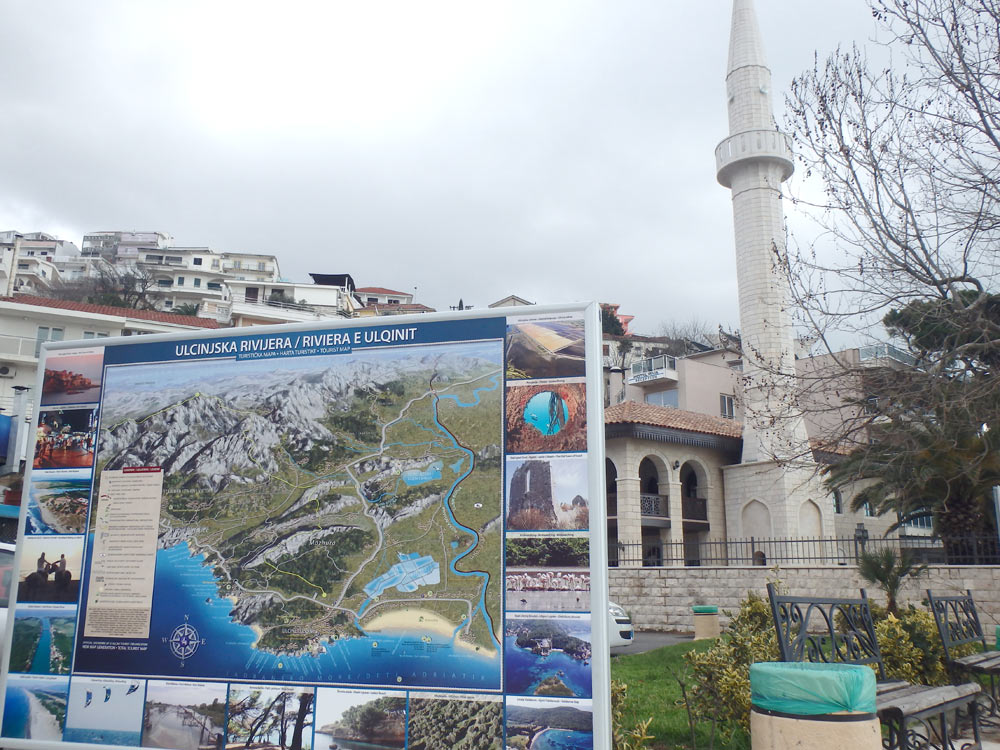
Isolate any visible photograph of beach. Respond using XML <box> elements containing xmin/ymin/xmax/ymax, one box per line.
<box><xmin>142</xmin><ymin>680</ymin><xmax>226</xmax><ymax>750</ymax></box>
<box><xmin>313</xmin><ymin>687</ymin><xmax>405</xmax><ymax>750</ymax></box>
<box><xmin>504</xmin><ymin>696</ymin><xmax>593</xmax><ymax>750</ymax></box>
<box><xmin>16</xmin><ymin>535</ymin><xmax>83</xmax><ymax>604</ymax></box>
<box><xmin>40</xmin><ymin>347</ymin><xmax>104</xmax><ymax>406</ymax></box>
<box><xmin>64</xmin><ymin>676</ymin><xmax>145</xmax><ymax>746</ymax></box>
<box><xmin>26</xmin><ymin>468</ymin><xmax>91</xmax><ymax>534</ymax></box>
<box><xmin>227</xmin><ymin>683</ymin><xmax>314</xmax><ymax>750</ymax></box>
<box><xmin>506</xmin><ymin>454</ymin><xmax>588</xmax><ymax>531</ymax></box>
<box><xmin>9</xmin><ymin>603</ymin><xmax>76</xmax><ymax>674</ymax></box>
<box><xmin>506</xmin><ymin>569</ymin><xmax>590</xmax><ymax>612</ymax></box>
<box><xmin>408</xmin><ymin>691</ymin><xmax>501</xmax><ymax>750</ymax></box>
<box><xmin>504</xmin><ymin>612</ymin><xmax>593</xmax><ymax>699</ymax></box>
<box><xmin>33</xmin><ymin>406</ymin><xmax>97</xmax><ymax>470</ymax></box>
<box><xmin>1</xmin><ymin>673</ymin><xmax>68</xmax><ymax>741</ymax></box>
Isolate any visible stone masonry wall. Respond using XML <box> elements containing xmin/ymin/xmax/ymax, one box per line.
<box><xmin>609</xmin><ymin>565</ymin><xmax>1000</xmax><ymax>633</ymax></box>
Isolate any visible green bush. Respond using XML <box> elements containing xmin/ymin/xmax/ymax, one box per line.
<box><xmin>685</xmin><ymin>592</ymin><xmax>778</xmax><ymax>731</ymax></box>
<box><xmin>611</xmin><ymin>680</ymin><xmax>653</xmax><ymax>750</ymax></box>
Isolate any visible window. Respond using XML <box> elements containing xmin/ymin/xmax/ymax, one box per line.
<box><xmin>864</xmin><ymin>502</ymin><xmax>875</xmax><ymax>517</ymax></box>
<box><xmin>388</xmin><ymin>299</ymin><xmax>400</xmax><ymax>304</ymax></box>
<box><xmin>864</xmin><ymin>396</ymin><xmax>879</xmax><ymax>415</ymax></box>
<box><xmin>720</xmin><ymin>394</ymin><xmax>736</xmax><ymax>419</ymax></box>
<box><xmin>833</xmin><ymin>489</ymin><xmax>843</xmax><ymax>514</ymax></box>
<box><xmin>193</xmin><ymin>258</ymin><xmax>202</xmax><ymax>266</ymax></box>
<box><xmin>157</xmin><ymin>279</ymin><xmax>172</xmax><ymax>287</ymax></box>
<box><xmin>903</xmin><ymin>514</ymin><xmax>933</xmax><ymax>529</ymax></box>
<box><xmin>164</xmin><ymin>299</ymin><xmax>173</xmax><ymax>307</ymax></box>
<box><xmin>194</xmin><ymin>278</ymin><xmax>202</xmax><ymax>288</ymax></box>
<box><xmin>602</xmin><ymin>344</ymin><xmax>609</xmax><ymax>356</ymax></box>
<box><xmin>211</xmin><ymin>259</ymin><xmax>220</xmax><ymax>269</ymax></box>
<box><xmin>145</xmin><ymin>254</ymin><xmax>163</xmax><ymax>264</ymax></box>
<box><xmin>16</xmin><ymin>262</ymin><xmax>28</xmax><ymax>269</ymax></box>
<box><xmin>82</xmin><ymin>331</ymin><xmax>110</xmax><ymax>339</ymax></box>
<box><xmin>177</xmin><ymin>276</ymin><xmax>185</xmax><ymax>286</ymax></box>
<box><xmin>645</xmin><ymin>390</ymin><xmax>678</xmax><ymax>408</ymax></box>
<box><xmin>257</xmin><ymin>261</ymin><xmax>266</xmax><ymax>270</ymax></box>
<box><xmin>164</xmin><ymin>255</ymin><xmax>183</xmax><ymax>265</ymax></box>
<box><xmin>367</xmin><ymin>297</ymin><xmax>378</xmax><ymax>304</ymax></box>
<box><xmin>35</xmin><ymin>326</ymin><xmax>64</xmax><ymax>356</ymax></box>
<box><xmin>207</xmin><ymin>282</ymin><xmax>222</xmax><ymax>290</ymax></box>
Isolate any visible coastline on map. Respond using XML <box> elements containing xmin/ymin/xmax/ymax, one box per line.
<box><xmin>27</xmin><ymin>690</ymin><xmax>62</xmax><ymax>741</ymax></box>
<box><xmin>363</xmin><ymin>608</ymin><xmax>496</xmax><ymax>657</ymax></box>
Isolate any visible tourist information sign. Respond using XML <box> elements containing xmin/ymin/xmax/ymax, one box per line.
<box><xmin>0</xmin><ymin>303</ymin><xmax>610</xmax><ymax>750</ymax></box>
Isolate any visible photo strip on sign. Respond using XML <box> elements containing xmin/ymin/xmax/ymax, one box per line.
<box><xmin>0</xmin><ymin>303</ymin><xmax>610</xmax><ymax>750</ymax></box>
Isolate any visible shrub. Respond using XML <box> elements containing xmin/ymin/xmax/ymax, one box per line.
<box><xmin>685</xmin><ymin>592</ymin><xmax>778</xmax><ymax>731</ymax></box>
<box><xmin>611</xmin><ymin>680</ymin><xmax>653</xmax><ymax>750</ymax></box>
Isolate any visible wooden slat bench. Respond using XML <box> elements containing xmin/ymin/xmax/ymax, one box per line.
<box><xmin>766</xmin><ymin>583</ymin><xmax>981</xmax><ymax>750</ymax></box>
<box><xmin>927</xmin><ymin>589</ymin><xmax>1000</xmax><ymax>711</ymax></box>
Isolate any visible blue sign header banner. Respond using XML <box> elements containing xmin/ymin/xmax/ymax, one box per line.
<box><xmin>103</xmin><ymin>317</ymin><xmax>506</xmax><ymax>366</ymax></box>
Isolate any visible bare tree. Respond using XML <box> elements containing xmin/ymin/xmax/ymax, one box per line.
<box><xmin>51</xmin><ymin>262</ymin><xmax>163</xmax><ymax>310</ymax></box>
<box><xmin>778</xmin><ymin>0</ymin><xmax>1000</xmax><ymax>539</ymax></box>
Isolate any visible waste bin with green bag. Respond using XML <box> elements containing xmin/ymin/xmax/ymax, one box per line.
<box><xmin>749</xmin><ymin>662</ymin><xmax>880</xmax><ymax>750</ymax></box>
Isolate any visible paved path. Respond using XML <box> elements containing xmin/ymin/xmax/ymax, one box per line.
<box><xmin>611</xmin><ymin>631</ymin><xmax>692</xmax><ymax>656</ymax></box>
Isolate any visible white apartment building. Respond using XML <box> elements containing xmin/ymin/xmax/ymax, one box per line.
<box><xmin>0</xmin><ymin>294</ymin><xmax>220</xmax><ymax>416</ymax></box>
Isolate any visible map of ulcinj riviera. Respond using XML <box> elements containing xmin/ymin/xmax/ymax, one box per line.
<box><xmin>77</xmin><ymin>339</ymin><xmax>504</xmax><ymax>690</ymax></box>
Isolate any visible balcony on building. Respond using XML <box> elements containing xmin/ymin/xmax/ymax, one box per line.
<box><xmin>626</xmin><ymin>354</ymin><xmax>678</xmax><ymax>387</ymax></box>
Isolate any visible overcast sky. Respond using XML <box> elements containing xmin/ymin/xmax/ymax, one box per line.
<box><xmin>1</xmin><ymin>1</ymin><xmax>879</xmax><ymax>334</ymax></box>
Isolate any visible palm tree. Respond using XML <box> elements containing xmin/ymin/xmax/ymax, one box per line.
<box><xmin>857</xmin><ymin>548</ymin><xmax>927</xmax><ymax>615</ymax></box>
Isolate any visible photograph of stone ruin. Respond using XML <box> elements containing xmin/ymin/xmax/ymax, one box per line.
<box><xmin>506</xmin><ymin>457</ymin><xmax>588</xmax><ymax>531</ymax></box>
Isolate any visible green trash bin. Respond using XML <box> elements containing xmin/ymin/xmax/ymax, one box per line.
<box><xmin>749</xmin><ymin>662</ymin><xmax>879</xmax><ymax>750</ymax></box>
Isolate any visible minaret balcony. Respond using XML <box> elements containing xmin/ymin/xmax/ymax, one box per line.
<box><xmin>715</xmin><ymin>129</ymin><xmax>794</xmax><ymax>187</ymax></box>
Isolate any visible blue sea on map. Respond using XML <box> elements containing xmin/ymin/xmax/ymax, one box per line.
<box><xmin>314</xmin><ymin>732</ymin><xmax>403</xmax><ymax>750</ymax></box>
<box><xmin>532</xmin><ymin>729</ymin><xmax>593</xmax><ymax>750</ymax></box>
<box><xmin>504</xmin><ymin>636</ymin><xmax>592</xmax><ymax>698</ymax></box>
<box><xmin>77</xmin><ymin>542</ymin><xmax>501</xmax><ymax>689</ymax></box>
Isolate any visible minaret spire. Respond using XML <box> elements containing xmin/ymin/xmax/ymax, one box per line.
<box><xmin>717</xmin><ymin>0</ymin><xmax>830</xmax><ymax>540</ymax></box>
<box><xmin>716</xmin><ymin>0</ymin><xmax>807</xmax><ymax>465</ymax></box>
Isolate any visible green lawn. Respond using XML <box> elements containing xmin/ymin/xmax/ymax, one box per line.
<box><xmin>610</xmin><ymin>641</ymin><xmax>750</xmax><ymax>750</ymax></box>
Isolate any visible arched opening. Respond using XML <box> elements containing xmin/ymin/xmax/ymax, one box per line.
<box><xmin>639</xmin><ymin>457</ymin><xmax>660</xmax><ymax>494</ymax></box>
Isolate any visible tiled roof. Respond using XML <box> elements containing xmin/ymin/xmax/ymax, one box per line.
<box><xmin>2</xmin><ymin>295</ymin><xmax>220</xmax><ymax>328</ymax></box>
<box><xmin>605</xmin><ymin>400</ymin><xmax>743</xmax><ymax>439</ymax></box>
<box><xmin>357</xmin><ymin>286</ymin><xmax>407</xmax><ymax>296</ymax></box>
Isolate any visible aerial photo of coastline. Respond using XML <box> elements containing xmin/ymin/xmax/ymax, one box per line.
<box><xmin>313</xmin><ymin>687</ymin><xmax>405</xmax><ymax>750</ymax></box>
<box><xmin>40</xmin><ymin>348</ymin><xmax>104</xmax><ymax>406</ymax></box>
<box><xmin>506</xmin><ymin>454</ymin><xmax>588</xmax><ymax>531</ymax></box>
<box><xmin>10</xmin><ymin>604</ymin><xmax>75</xmax><ymax>674</ymax></box>
<box><xmin>505</xmin><ymin>319</ymin><xmax>585</xmax><ymax>380</ymax></box>
<box><xmin>504</xmin><ymin>696</ymin><xmax>593</xmax><ymax>750</ymax></box>
<box><xmin>505</xmin><ymin>614</ymin><xmax>593</xmax><ymax>698</ymax></box>
<box><xmin>1</xmin><ymin>674</ymin><xmax>69</xmax><ymax>741</ymax></box>
<box><xmin>408</xmin><ymin>692</ymin><xmax>502</xmax><ymax>750</ymax></box>
<box><xmin>142</xmin><ymin>680</ymin><xmax>226</xmax><ymax>750</ymax></box>
<box><xmin>26</xmin><ymin>469</ymin><xmax>91</xmax><ymax>534</ymax></box>
<box><xmin>64</xmin><ymin>676</ymin><xmax>145</xmax><ymax>746</ymax></box>
<box><xmin>227</xmin><ymin>684</ymin><xmax>314</xmax><ymax>750</ymax></box>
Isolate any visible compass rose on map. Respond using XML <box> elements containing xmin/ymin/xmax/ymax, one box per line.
<box><xmin>163</xmin><ymin>615</ymin><xmax>205</xmax><ymax>667</ymax></box>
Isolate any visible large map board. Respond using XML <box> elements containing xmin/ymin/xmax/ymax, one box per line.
<box><xmin>0</xmin><ymin>305</ymin><xmax>609</xmax><ymax>750</ymax></box>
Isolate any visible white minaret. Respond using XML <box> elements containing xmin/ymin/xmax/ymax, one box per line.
<box><xmin>717</xmin><ymin>0</ymin><xmax>829</xmax><ymax>538</ymax></box>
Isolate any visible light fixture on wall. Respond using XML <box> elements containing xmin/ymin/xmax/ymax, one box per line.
<box><xmin>672</xmin><ymin>460</ymin><xmax>680</xmax><ymax>470</ymax></box>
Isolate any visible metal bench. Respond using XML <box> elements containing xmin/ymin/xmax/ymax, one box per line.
<box><xmin>927</xmin><ymin>589</ymin><xmax>1000</xmax><ymax>713</ymax></box>
<box><xmin>766</xmin><ymin>583</ymin><xmax>981</xmax><ymax>750</ymax></box>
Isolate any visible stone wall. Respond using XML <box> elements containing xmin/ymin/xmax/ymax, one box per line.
<box><xmin>608</xmin><ymin>565</ymin><xmax>1000</xmax><ymax>633</ymax></box>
